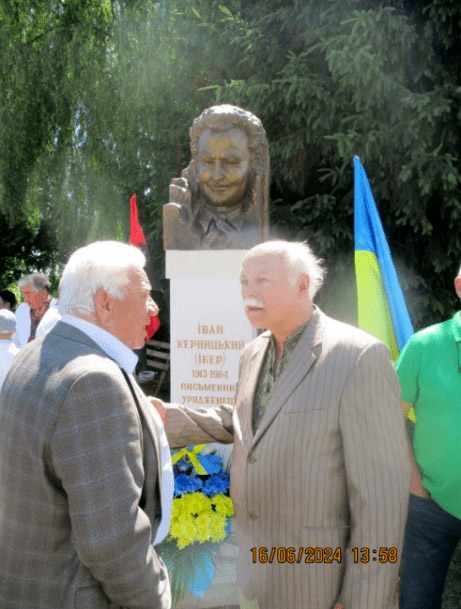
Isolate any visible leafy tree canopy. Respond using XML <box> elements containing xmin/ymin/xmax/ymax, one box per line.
<box><xmin>0</xmin><ymin>0</ymin><xmax>460</xmax><ymax>328</ymax></box>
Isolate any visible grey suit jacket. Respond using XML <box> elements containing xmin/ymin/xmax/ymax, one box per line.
<box><xmin>165</xmin><ymin>308</ymin><xmax>410</xmax><ymax>609</ymax></box>
<box><xmin>0</xmin><ymin>321</ymin><xmax>170</xmax><ymax>609</ymax></box>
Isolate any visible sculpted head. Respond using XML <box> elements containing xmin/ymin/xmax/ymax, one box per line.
<box><xmin>59</xmin><ymin>241</ymin><xmax>158</xmax><ymax>349</ymax></box>
<box><xmin>185</xmin><ymin>104</ymin><xmax>269</xmax><ymax>213</ymax></box>
<box><xmin>240</xmin><ymin>240</ymin><xmax>325</xmax><ymax>336</ymax></box>
<box><xmin>18</xmin><ymin>273</ymin><xmax>51</xmax><ymax>312</ymax></box>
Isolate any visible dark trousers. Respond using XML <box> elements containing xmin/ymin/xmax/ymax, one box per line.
<box><xmin>400</xmin><ymin>493</ymin><xmax>461</xmax><ymax>609</ymax></box>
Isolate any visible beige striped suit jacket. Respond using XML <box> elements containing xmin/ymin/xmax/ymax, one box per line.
<box><xmin>166</xmin><ymin>308</ymin><xmax>410</xmax><ymax>609</ymax></box>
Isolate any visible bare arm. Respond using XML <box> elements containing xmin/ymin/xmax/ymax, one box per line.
<box><xmin>402</xmin><ymin>400</ymin><xmax>429</xmax><ymax>497</ymax></box>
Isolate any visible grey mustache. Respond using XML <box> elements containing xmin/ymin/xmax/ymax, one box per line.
<box><xmin>243</xmin><ymin>298</ymin><xmax>264</xmax><ymax>308</ymax></box>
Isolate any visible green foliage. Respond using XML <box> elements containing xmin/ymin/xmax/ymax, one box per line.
<box><xmin>0</xmin><ymin>208</ymin><xmax>57</xmax><ymax>286</ymax></box>
<box><xmin>0</xmin><ymin>0</ymin><xmax>460</xmax><ymax>328</ymax></box>
<box><xmin>206</xmin><ymin>0</ymin><xmax>461</xmax><ymax>328</ymax></box>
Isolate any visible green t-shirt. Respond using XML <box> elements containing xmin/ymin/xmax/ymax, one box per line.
<box><xmin>396</xmin><ymin>311</ymin><xmax>461</xmax><ymax>518</ymax></box>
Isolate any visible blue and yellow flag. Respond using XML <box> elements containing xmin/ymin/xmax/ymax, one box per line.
<box><xmin>354</xmin><ymin>156</ymin><xmax>414</xmax><ymax>362</ymax></box>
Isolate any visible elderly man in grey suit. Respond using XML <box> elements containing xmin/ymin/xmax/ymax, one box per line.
<box><xmin>0</xmin><ymin>241</ymin><xmax>172</xmax><ymax>609</ymax></box>
<box><xmin>156</xmin><ymin>239</ymin><xmax>410</xmax><ymax>609</ymax></box>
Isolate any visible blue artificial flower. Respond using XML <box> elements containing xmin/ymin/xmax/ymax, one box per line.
<box><xmin>172</xmin><ymin>455</ymin><xmax>195</xmax><ymax>475</ymax></box>
<box><xmin>202</xmin><ymin>473</ymin><xmax>230</xmax><ymax>497</ymax></box>
<box><xmin>197</xmin><ymin>453</ymin><xmax>223</xmax><ymax>475</ymax></box>
<box><xmin>174</xmin><ymin>473</ymin><xmax>203</xmax><ymax>496</ymax></box>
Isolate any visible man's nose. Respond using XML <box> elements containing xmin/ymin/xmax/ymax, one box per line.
<box><xmin>242</xmin><ymin>282</ymin><xmax>257</xmax><ymax>298</ymax></box>
<box><xmin>148</xmin><ymin>297</ymin><xmax>159</xmax><ymax>316</ymax></box>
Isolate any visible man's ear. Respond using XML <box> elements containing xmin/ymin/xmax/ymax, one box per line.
<box><xmin>298</xmin><ymin>273</ymin><xmax>310</xmax><ymax>299</ymax></box>
<box><xmin>455</xmin><ymin>277</ymin><xmax>461</xmax><ymax>300</ymax></box>
<box><xmin>94</xmin><ymin>288</ymin><xmax>112</xmax><ymax>325</ymax></box>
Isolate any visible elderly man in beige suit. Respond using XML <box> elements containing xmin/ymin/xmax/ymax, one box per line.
<box><xmin>158</xmin><ymin>239</ymin><xmax>410</xmax><ymax>609</ymax></box>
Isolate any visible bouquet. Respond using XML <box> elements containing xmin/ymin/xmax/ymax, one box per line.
<box><xmin>158</xmin><ymin>444</ymin><xmax>234</xmax><ymax>603</ymax></box>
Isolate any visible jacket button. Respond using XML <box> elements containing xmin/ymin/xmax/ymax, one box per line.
<box><xmin>247</xmin><ymin>454</ymin><xmax>256</xmax><ymax>463</ymax></box>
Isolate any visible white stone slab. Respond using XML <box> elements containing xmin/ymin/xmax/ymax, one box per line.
<box><xmin>166</xmin><ymin>251</ymin><xmax>256</xmax><ymax>414</ymax></box>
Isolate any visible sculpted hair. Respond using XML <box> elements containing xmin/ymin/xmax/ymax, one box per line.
<box><xmin>18</xmin><ymin>273</ymin><xmax>51</xmax><ymax>293</ymax></box>
<box><xmin>189</xmin><ymin>104</ymin><xmax>268</xmax><ymax>168</ymax></box>
<box><xmin>58</xmin><ymin>241</ymin><xmax>146</xmax><ymax>316</ymax></box>
<box><xmin>243</xmin><ymin>240</ymin><xmax>325</xmax><ymax>300</ymax></box>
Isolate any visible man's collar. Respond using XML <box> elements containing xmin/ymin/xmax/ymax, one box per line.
<box><xmin>61</xmin><ymin>314</ymin><xmax>138</xmax><ymax>373</ymax></box>
<box><xmin>267</xmin><ymin>305</ymin><xmax>321</xmax><ymax>346</ymax></box>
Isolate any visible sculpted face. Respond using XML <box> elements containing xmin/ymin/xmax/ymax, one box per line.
<box><xmin>197</xmin><ymin>127</ymin><xmax>251</xmax><ymax>209</ymax></box>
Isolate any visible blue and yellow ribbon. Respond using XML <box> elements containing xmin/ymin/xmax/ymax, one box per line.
<box><xmin>171</xmin><ymin>444</ymin><xmax>208</xmax><ymax>475</ymax></box>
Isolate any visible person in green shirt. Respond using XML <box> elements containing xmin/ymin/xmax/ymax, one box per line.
<box><xmin>397</xmin><ymin>266</ymin><xmax>461</xmax><ymax>609</ymax></box>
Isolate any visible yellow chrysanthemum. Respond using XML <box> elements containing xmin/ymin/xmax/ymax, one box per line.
<box><xmin>209</xmin><ymin>514</ymin><xmax>227</xmax><ymax>543</ymax></box>
<box><xmin>212</xmin><ymin>494</ymin><xmax>234</xmax><ymax>517</ymax></box>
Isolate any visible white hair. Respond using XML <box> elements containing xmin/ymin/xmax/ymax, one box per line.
<box><xmin>242</xmin><ymin>239</ymin><xmax>325</xmax><ymax>300</ymax></box>
<box><xmin>18</xmin><ymin>273</ymin><xmax>51</xmax><ymax>293</ymax></box>
<box><xmin>58</xmin><ymin>241</ymin><xmax>146</xmax><ymax>316</ymax></box>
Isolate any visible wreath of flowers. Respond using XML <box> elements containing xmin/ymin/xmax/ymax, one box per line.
<box><xmin>159</xmin><ymin>444</ymin><xmax>234</xmax><ymax>601</ymax></box>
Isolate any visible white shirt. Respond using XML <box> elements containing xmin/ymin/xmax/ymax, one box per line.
<box><xmin>14</xmin><ymin>299</ymin><xmax>60</xmax><ymax>348</ymax></box>
<box><xmin>13</xmin><ymin>302</ymin><xmax>30</xmax><ymax>348</ymax></box>
<box><xmin>61</xmin><ymin>315</ymin><xmax>173</xmax><ymax>545</ymax></box>
<box><xmin>36</xmin><ymin>299</ymin><xmax>61</xmax><ymax>339</ymax></box>
<box><xmin>0</xmin><ymin>339</ymin><xmax>19</xmax><ymax>393</ymax></box>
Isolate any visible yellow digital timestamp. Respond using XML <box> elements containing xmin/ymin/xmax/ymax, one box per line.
<box><xmin>250</xmin><ymin>546</ymin><xmax>398</xmax><ymax>564</ymax></box>
<box><xmin>250</xmin><ymin>547</ymin><xmax>343</xmax><ymax>564</ymax></box>
<box><xmin>351</xmin><ymin>547</ymin><xmax>398</xmax><ymax>563</ymax></box>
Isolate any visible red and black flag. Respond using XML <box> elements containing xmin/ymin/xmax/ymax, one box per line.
<box><xmin>130</xmin><ymin>194</ymin><xmax>162</xmax><ymax>339</ymax></box>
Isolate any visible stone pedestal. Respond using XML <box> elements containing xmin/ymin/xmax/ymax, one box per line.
<box><xmin>166</xmin><ymin>250</ymin><xmax>256</xmax><ymax>413</ymax></box>
<box><xmin>166</xmin><ymin>250</ymin><xmax>253</xmax><ymax>607</ymax></box>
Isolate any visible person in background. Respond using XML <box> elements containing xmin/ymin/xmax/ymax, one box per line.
<box><xmin>0</xmin><ymin>310</ymin><xmax>19</xmax><ymax>392</ymax></box>
<box><xmin>14</xmin><ymin>272</ymin><xmax>60</xmax><ymax>347</ymax></box>
<box><xmin>397</xmin><ymin>265</ymin><xmax>461</xmax><ymax>609</ymax></box>
<box><xmin>0</xmin><ymin>289</ymin><xmax>18</xmax><ymax>311</ymax></box>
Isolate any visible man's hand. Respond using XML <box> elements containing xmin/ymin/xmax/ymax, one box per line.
<box><xmin>149</xmin><ymin>397</ymin><xmax>167</xmax><ymax>426</ymax></box>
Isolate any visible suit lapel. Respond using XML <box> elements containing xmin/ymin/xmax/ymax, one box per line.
<box><xmin>122</xmin><ymin>371</ymin><xmax>162</xmax><ymax>472</ymax></box>
<box><xmin>252</xmin><ymin>308</ymin><xmax>325</xmax><ymax>447</ymax></box>
<box><xmin>235</xmin><ymin>334</ymin><xmax>270</xmax><ymax>451</ymax></box>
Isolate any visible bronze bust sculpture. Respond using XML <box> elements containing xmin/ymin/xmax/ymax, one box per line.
<box><xmin>163</xmin><ymin>104</ymin><xmax>269</xmax><ymax>249</ymax></box>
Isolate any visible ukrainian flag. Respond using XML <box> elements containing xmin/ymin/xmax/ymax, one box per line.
<box><xmin>354</xmin><ymin>156</ymin><xmax>414</xmax><ymax>362</ymax></box>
